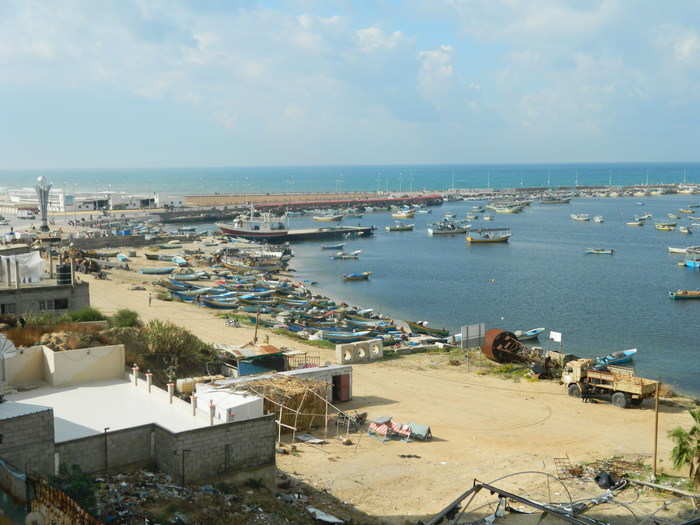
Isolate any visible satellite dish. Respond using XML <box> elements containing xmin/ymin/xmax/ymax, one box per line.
<box><xmin>0</xmin><ymin>334</ymin><xmax>17</xmax><ymax>358</ymax></box>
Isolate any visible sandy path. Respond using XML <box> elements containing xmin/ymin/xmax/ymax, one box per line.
<box><xmin>84</xmin><ymin>263</ymin><xmax>695</xmax><ymax>523</ymax></box>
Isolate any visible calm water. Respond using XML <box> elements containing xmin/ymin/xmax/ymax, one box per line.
<box><xmin>2</xmin><ymin>162</ymin><xmax>700</xmax><ymax>194</ymax></box>
<box><xmin>271</xmin><ymin>196</ymin><xmax>700</xmax><ymax>395</ymax></box>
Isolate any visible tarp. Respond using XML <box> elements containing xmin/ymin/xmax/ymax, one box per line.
<box><xmin>0</xmin><ymin>251</ymin><xmax>43</xmax><ymax>284</ymax></box>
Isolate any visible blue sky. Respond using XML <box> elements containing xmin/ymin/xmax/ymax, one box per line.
<box><xmin>1</xmin><ymin>0</ymin><xmax>700</xmax><ymax>169</ymax></box>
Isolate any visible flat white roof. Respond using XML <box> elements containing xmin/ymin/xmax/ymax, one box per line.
<box><xmin>0</xmin><ymin>401</ymin><xmax>51</xmax><ymax>420</ymax></box>
<box><xmin>6</xmin><ymin>379</ymin><xmax>209</xmax><ymax>442</ymax></box>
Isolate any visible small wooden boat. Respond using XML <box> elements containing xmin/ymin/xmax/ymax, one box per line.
<box><xmin>669</xmin><ymin>289</ymin><xmax>700</xmax><ymax>299</ymax></box>
<box><xmin>680</xmin><ymin>226</ymin><xmax>692</xmax><ymax>234</ymax></box>
<box><xmin>386</xmin><ymin>223</ymin><xmax>414</xmax><ymax>232</ymax></box>
<box><xmin>173</xmin><ymin>256</ymin><xmax>188</xmax><ymax>267</ymax></box>
<box><xmin>655</xmin><ymin>223</ymin><xmax>676</xmax><ymax>231</ymax></box>
<box><xmin>141</xmin><ymin>267</ymin><xmax>176</xmax><ymax>275</ymax></box>
<box><xmin>145</xmin><ymin>253</ymin><xmax>160</xmax><ymax>260</ymax></box>
<box><xmin>319</xmin><ymin>330</ymin><xmax>372</xmax><ymax>343</ymax></box>
<box><xmin>668</xmin><ymin>213</ymin><xmax>681</xmax><ymax>220</ymax></box>
<box><xmin>585</xmin><ymin>248</ymin><xmax>614</xmax><ymax>255</ymax></box>
<box><xmin>679</xmin><ymin>209</ymin><xmax>694</xmax><ymax>214</ymax></box>
<box><xmin>330</xmin><ymin>250</ymin><xmax>362</xmax><ymax>260</ymax></box>
<box><xmin>514</xmin><ymin>327</ymin><xmax>546</xmax><ymax>341</ymax></box>
<box><xmin>343</xmin><ymin>272</ymin><xmax>371</xmax><ymax>281</ymax></box>
<box><xmin>466</xmin><ymin>228</ymin><xmax>511</xmax><ymax>243</ymax></box>
<box><xmin>570</xmin><ymin>213</ymin><xmax>591</xmax><ymax>221</ymax></box>
<box><xmin>391</xmin><ymin>210</ymin><xmax>415</xmax><ymax>219</ymax></box>
<box><xmin>593</xmin><ymin>216</ymin><xmax>604</xmax><ymax>223</ymax></box>
<box><xmin>313</xmin><ymin>214</ymin><xmax>344</xmax><ymax>222</ymax></box>
<box><xmin>626</xmin><ymin>221</ymin><xmax>644</xmax><ymax>226</ymax></box>
<box><xmin>116</xmin><ymin>253</ymin><xmax>129</xmax><ymax>262</ymax></box>
<box><xmin>483</xmin><ymin>215</ymin><xmax>494</xmax><ymax>221</ymax></box>
<box><xmin>171</xmin><ymin>271</ymin><xmax>209</xmax><ymax>281</ymax></box>
<box><xmin>593</xmin><ymin>349</ymin><xmax>637</xmax><ymax>368</ymax></box>
<box><xmin>201</xmin><ymin>297</ymin><xmax>239</xmax><ymax>309</ymax></box>
<box><xmin>407</xmin><ymin>321</ymin><xmax>449</xmax><ymax>337</ymax></box>
<box><xmin>322</xmin><ymin>243</ymin><xmax>345</xmax><ymax>250</ymax></box>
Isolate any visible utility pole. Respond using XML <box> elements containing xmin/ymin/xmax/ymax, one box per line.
<box><xmin>652</xmin><ymin>382</ymin><xmax>660</xmax><ymax>479</ymax></box>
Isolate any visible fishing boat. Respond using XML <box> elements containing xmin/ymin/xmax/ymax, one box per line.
<box><xmin>428</xmin><ymin>220</ymin><xmax>470</xmax><ymax>235</ymax></box>
<box><xmin>141</xmin><ymin>267</ymin><xmax>176</xmax><ymax>275</ymax></box>
<box><xmin>443</xmin><ymin>212</ymin><xmax>456</xmax><ymax>219</ymax></box>
<box><xmin>679</xmin><ymin>209</ymin><xmax>694</xmax><ymax>214</ymax></box>
<box><xmin>669</xmin><ymin>290</ymin><xmax>700</xmax><ymax>299</ymax></box>
<box><xmin>343</xmin><ymin>272</ymin><xmax>372</xmax><ymax>281</ymax></box>
<box><xmin>626</xmin><ymin>221</ymin><xmax>644</xmax><ymax>226</ymax></box>
<box><xmin>668</xmin><ymin>213</ymin><xmax>681</xmax><ymax>220</ymax></box>
<box><xmin>217</xmin><ymin>205</ymin><xmax>289</xmax><ymax>240</ymax></box>
<box><xmin>570</xmin><ymin>213</ymin><xmax>591</xmax><ymax>221</ymax></box>
<box><xmin>585</xmin><ymin>248</ymin><xmax>614</xmax><ymax>255</ymax></box>
<box><xmin>386</xmin><ymin>223</ymin><xmax>414</xmax><ymax>232</ymax></box>
<box><xmin>668</xmin><ymin>246</ymin><xmax>700</xmax><ymax>254</ymax></box>
<box><xmin>415</xmin><ymin>208</ymin><xmax>432</xmax><ymax>214</ymax></box>
<box><xmin>330</xmin><ymin>250</ymin><xmax>362</xmax><ymax>260</ymax></box>
<box><xmin>392</xmin><ymin>210</ymin><xmax>415</xmax><ymax>219</ymax></box>
<box><xmin>171</xmin><ymin>271</ymin><xmax>209</xmax><ymax>281</ymax></box>
<box><xmin>407</xmin><ymin>321</ymin><xmax>449</xmax><ymax>337</ymax></box>
<box><xmin>173</xmin><ymin>256</ymin><xmax>188</xmax><ymax>267</ymax></box>
<box><xmin>471</xmin><ymin>206</ymin><xmax>485</xmax><ymax>212</ymax></box>
<box><xmin>116</xmin><ymin>253</ymin><xmax>129</xmax><ymax>262</ymax></box>
<box><xmin>680</xmin><ymin>226</ymin><xmax>692</xmax><ymax>234</ymax></box>
<box><xmin>514</xmin><ymin>327</ymin><xmax>546</xmax><ymax>341</ymax></box>
<box><xmin>593</xmin><ymin>216</ymin><xmax>604</xmax><ymax>223</ymax></box>
<box><xmin>655</xmin><ymin>223</ymin><xmax>676</xmax><ymax>231</ymax></box>
<box><xmin>637</xmin><ymin>213</ymin><xmax>653</xmax><ymax>220</ymax></box>
<box><xmin>321</xmin><ymin>243</ymin><xmax>345</xmax><ymax>250</ymax></box>
<box><xmin>465</xmin><ymin>214</ymin><xmax>479</xmax><ymax>220</ymax></box>
<box><xmin>494</xmin><ymin>205</ymin><xmax>523</xmax><ymax>214</ymax></box>
<box><xmin>466</xmin><ymin>228</ymin><xmax>511</xmax><ymax>244</ymax></box>
<box><xmin>318</xmin><ymin>330</ymin><xmax>372</xmax><ymax>343</ymax></box>
<box><xmin>593</xmin><ymin>349</ymin><xmax>637</xmax><ymax>369</ymax></box>
<box><xmin>200</xmin><ymin>297</ymin><xmax>240</xmax><ymax>309</ymax></box>
<box><xmin>144</xmin><ymin>253</ymin><xmax>160</xmax><ymax>260</ymax></box>
<box><xmin>483</xmin><ymin>215</ymin><xmax>494</xmax><ymax>221</ymax></box>
<box><xmin>313</xmin><ymin>214</ymin><xmax>344</xmax><ymax>222</ymax></box>
<box><xmin>540</xmin><ymin>197</ymin><xmax>571</xmax><ymax>204</ymax></box>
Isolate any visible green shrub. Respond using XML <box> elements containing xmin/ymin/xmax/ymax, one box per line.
<box><xmin>66</xmin><ymin>307</ymin><xmax>107</xmax><ymax>322</ymax></box>
<box><xmin>110</xmin><ymin>309</ymin><xmax>140</xmax><ymax>328</ymax></box>
<box><xmin>50</xmin><ymin>464</ymin><xmax>96</xmax><ymax>515</ymax></box>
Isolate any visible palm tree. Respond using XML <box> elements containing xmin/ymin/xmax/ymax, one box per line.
<box><xmin>669</xmin><ymin>408</ymin><xmax>700</xmax><ymax>486</ymax></box>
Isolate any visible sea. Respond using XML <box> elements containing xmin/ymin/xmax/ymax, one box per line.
<box><xmin>4</xmin><ymin>162</ymin><xmax>700</xmax><ymax>395</ymax></box>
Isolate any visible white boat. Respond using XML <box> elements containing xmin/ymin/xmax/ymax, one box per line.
<box><xmin>667</xmin><ymin>246</ymin><xmax>700</xmax><ymax>254</ymax></box>
<box><xmin>680</xmin><ymin>226</ymin><xmax>692</xmax><ymax>234</ymax></box>
<box><xmin>593</xmin><ymin>216</ymin><xmax>604</xmax><ymax>223</ymax></box>
<box><xmin>570</xmin><ymin>214</ymin><xmax>591</xmax><ymax>221</ymax></box>
<box><xmin>392</xmin><ymin>210</ymin><xmax>415</xmax><ymax>219</ymax></box>
<box><xmin>483</xmin><ymin>215</ymin><xmax>494</xmax><ymax>221</ymax></box>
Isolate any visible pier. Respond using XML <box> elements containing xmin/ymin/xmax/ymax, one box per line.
<box><xmin>285</xmin><ymin>225</ymin><xmax>374</xmax><ymax>241</ymax></box>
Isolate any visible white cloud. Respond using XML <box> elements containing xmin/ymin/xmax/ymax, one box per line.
<box><xmin>417</xmin><ymin>45</ymin><xmax>454</xmax><ymax>100</ymax></box>
<box><xmin>355</xmin><ymin>27</ymin><xmax>404</xmax><ymax>53</ymax></box>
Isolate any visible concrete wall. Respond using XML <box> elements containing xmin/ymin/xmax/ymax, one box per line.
<box><xmin>55</xmin><ymin>416</ymin><xmax>276</xmax><ymax>484</ymax></box>
<box><xmin>45</xmin><ymin>345</ymin><xmax>125</xmax><ymax>387</ymax></box>
<box><xmin>56</xmin><ymin>424</ymin><xmax>153</xmax><ymax>474</ymax></box>
<box><xmin>6</xmin><ymin>344</ymin><xmax>126</xmax><ymax>389</ymax></box>
<box><xmin>0</xmin><ymin>409</ymin><xmax>55</xmax><ymax>476</ymax></box>
<box><xmin>335</xmin><ymin>339</ymin><xmax>383</xmax><ymax>365</ymax></box>
<box><xmin>4</xmin><ymin>346</ymin><xmax>45</xmax><ymax>386</ymax></box>
<box><xmin>0</xmin><ymin>281</ymin><xmax>90</xmax><ymax>315</ymax></box>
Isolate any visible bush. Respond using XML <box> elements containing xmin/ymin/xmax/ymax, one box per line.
<box><xmin>110</xmin><ymin>309</ymin><xmax>140</xmax><ymax>328</ymax></box>
<box><xmin>50</xmin><ymin>464</ymin><xmax>96</xmax><ymax>515</ymax></box>
<box><xmin>65</xmin><ymin>307</ymin><xmax>107</xmax><ymax>323</ymax></box>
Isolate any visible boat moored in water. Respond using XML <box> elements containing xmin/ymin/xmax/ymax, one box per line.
<box><xmin>570</xmin><ymin>213</ymin><xmax>591</xmax><ymax>221</ymax></box>
<box><xmin>669</xmin><ymin>290</ymin><xmax>700</xmax><ymax>299</ymax></box>
<box><xmin>585</xmin><ymin>248</ymin><xmax>614</xmax><ymax>255</ymax></box>
<box><xmin>466</xmin><ymin>228</ymin><xmax>511</xmax><ymax>243</ymax></box>
<box><xmin>593</xmin><ymin>349</ymin><xmax>637</xmax><ymax>369</ymax></box>
<box><xmin>343</xmin><ymin>272</ymin><xmax>372</xmax><ymax>281</ymax></box>
<box><xmin>514</xmin><ymin>327</ymin><xmax>546</xmax><ymax>341</ymax></box>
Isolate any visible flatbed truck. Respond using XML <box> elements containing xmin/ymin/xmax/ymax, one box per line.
<box><xmin>562</xmin><ymin>359</ymin><xmax>658</xmax><ymax>408</ymax></box>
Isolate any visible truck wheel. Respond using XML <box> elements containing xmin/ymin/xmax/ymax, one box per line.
<box><xmin>630</xmin><ymin>397</ymin><xmax>643</xmax><ymax>407</ymax></box>
<box><xmin>568</xmin><ymin>384</ymin><xmax>581</xmax><ymax>397</ymax></box>
<box><xmin>611</xmin><ymin>392</ymin><xmax>629</xmax><ymax>409</ymax></box>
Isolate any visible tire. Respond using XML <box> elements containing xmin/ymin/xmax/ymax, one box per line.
<box><xmin>568</xmin><ymin>384</ymin><xmax>582</xmax><ymax>397</ymax></box>
<box><xmin>611</xmin><ymin>391</ymin><xmax>630</xmax><ymax>409</ymax></box>
<box><xmin>630</xmin><ymin>397</ymin><xmax>643</xmax><ymax>407</ymax></box>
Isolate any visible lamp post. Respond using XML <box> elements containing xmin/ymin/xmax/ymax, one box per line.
<box><xmin>35</xmin><ymin>176</ymin><xmax>52</xmax><ymax>233</ymax></box>
<box><xmin>103</xmin><ymin>427</ymin><xmax>110</xmax><ymax>471</ymax></box>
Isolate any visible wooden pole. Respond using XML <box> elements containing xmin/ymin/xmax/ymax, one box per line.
<box><xmin>653</xmin><ymin>381</ymin><xmax>660</xmax><ymax>479</ymax></box>
<box><xmin>278</xmin><ymin>405</ymin><xmax>283</xmax><ymax>445</ymax></box>
<box><xmin>324</xmin><ymin>385</ymin><xmax>329</xmax><ymax>438</ymax></box>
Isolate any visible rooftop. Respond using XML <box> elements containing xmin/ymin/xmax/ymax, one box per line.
<box><xmin>5</xmin><ymin>379</ymin><xmax>209</xmax><ymax>442</ymax></box>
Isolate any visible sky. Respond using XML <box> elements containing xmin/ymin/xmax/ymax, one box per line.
<box><xmin>1</xmin><ymin>0</ymin><xmax>700</xmax><ymax>169</ymax></box>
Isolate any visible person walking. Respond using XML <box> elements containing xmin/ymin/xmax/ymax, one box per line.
<box><xmin>147</xmin><ymin>292</ymin><xmax>152</xmax><ymax>307</ymax></box>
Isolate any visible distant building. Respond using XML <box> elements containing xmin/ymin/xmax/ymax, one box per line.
<box><xmin>0</xmin><ymin>251</ymin><xmax>90</xmax><ymax>316</ymax></box>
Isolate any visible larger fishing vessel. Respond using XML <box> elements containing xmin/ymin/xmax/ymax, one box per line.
<box><xmin>217</xmin><ymin>206</ymin><xmax>288</xmax><ymax>240</ymax></box>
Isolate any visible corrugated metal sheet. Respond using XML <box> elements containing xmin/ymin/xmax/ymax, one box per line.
<box><xmin>216</xmin><ymin>344</ymin><xmax>283</xmax><ymax>359</ymax></box>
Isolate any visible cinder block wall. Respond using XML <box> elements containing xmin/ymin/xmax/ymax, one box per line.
<box><xmin>55</xmin><ymin>415</ymin><xmax>276</xmax><ymax>483</ymax></box>
<box><xmin>2</xmin><ymin>281</ymin><xmax>91</xmax><ymax>314</ymax></box>
<box><xmin>0</xmin><ymin>409</ymin><xmax>55</xmax><ymax>476</ymax></box>
<box><xmin>56</xmin><ymin>425</ymin><xmax>153</xmax><ymax>474</ymax></box>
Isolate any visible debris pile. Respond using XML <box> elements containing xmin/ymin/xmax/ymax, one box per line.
<box><xmin>40</xmin><ymin>331</ymin><xmax>103</xmax><ymax>351</ymax></box>
<box><xmin>239</xmin><ymin>376</ymin><xmax>328</xmax><ymax>431</ymax></box>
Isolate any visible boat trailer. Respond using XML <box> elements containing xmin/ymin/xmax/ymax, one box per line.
<box><xmin>420</xmin><ymin>479</ymin><xmax>614</xmax><ymax>525</ymax></box>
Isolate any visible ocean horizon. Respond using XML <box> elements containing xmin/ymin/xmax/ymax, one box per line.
<box><xmin>2</xmin><ymin>161</ymin><xmax>700</xmax><ymax>196</ymax></box>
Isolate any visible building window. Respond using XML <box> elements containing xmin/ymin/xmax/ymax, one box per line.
<box><xmin>54</xmin><ymin>298</ymin><xmax>69</xmax><ymax>310</ymax></box>
<box><xmin>0</xmin><ymin>303</ymin><xmax>16</xmax><ymax>314</ymax></box>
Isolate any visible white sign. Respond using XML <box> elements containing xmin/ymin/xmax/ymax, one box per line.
<box><xmin>549</xmin><ymin>331</ymin><xmax>562</xmax><ymax>343</ymax></box>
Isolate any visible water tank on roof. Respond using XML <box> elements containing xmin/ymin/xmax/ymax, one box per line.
<box><xmin>56</xmin><ymin>263</ymin><xmax>71</xmax><ymax>285</ymax></box>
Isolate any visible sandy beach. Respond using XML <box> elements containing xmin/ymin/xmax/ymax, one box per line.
<box><xmin>80</xmin><ymin>240</ymin><xmax>698</xmax><ymax>523</ymax></box>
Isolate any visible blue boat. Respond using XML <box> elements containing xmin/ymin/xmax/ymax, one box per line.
<box><xmin>201</xmin><ymin>297</ymin><xmax>239</xmax><ymax>309</ymax></box>
<box><xmin>322</xmin><ymin>243</ymin><xmax>345</xmax><ymax>250</ymax></box>
<box><xmin>319</xmin><ymin>330</ymin><xmax>372</xmax><ymax>343</ymax></box>
<box><xmin>593</xmin><ymin>349</ymin><xmax>637</xmax><ymax>369</ymax></box>
<box><xmin>173</xmin><ymin>256</ymin><xmax>188</xmax><ymax>267</ymax></box>
<box><xmin>116</xmin><ymin>253</ymin><xmax>129</xmax><ymax>262</ymax></box>
<box><xmin>141</xmin><ymin>267</ymin><xmax>176</xmax><ymax>275</ymax></box>
<box><xmin>514</xmin><ymin>327</ymin><xmax>546</xmax><ymax>341</ymax></box>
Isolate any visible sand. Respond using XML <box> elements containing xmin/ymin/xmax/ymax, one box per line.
<box><xmin>83</xmin><ymin>244</ymin><xmax>698</xmax><ymax>523</ymax></box>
